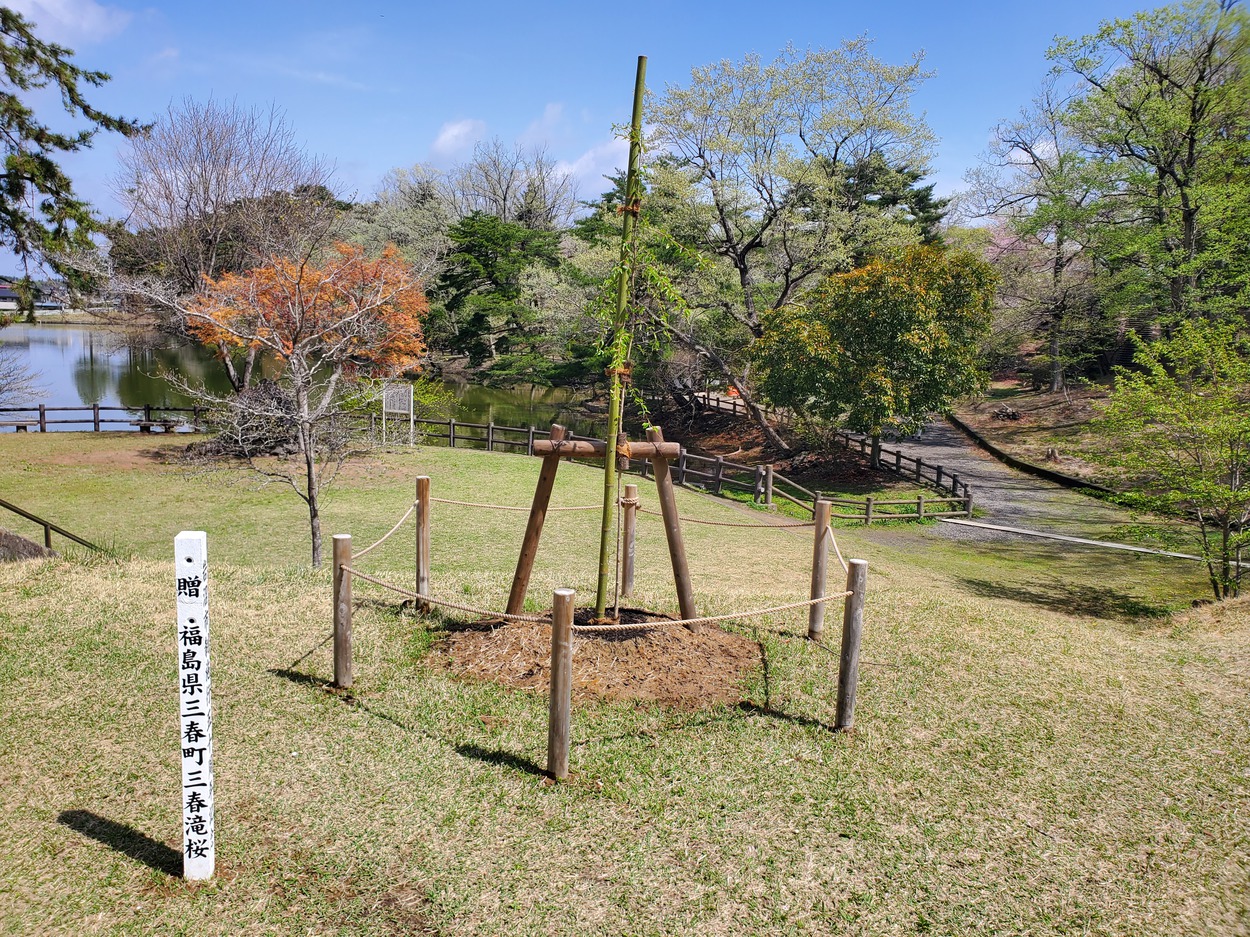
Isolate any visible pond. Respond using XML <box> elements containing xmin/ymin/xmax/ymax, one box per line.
<box><xmin>0</xmin><ymin>322</ymin><xmax>604</xmax><ymax>436</ymax></box>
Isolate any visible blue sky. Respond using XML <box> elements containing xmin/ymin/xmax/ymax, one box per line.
<box><xmin>15</xmin><ymin>0</ymin><xmax>1149</xmax><ymax>226</ymax></box>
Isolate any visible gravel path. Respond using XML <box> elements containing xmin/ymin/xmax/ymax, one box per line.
<box><xmin>884</xmin><ymin>420</ymin><xmax>1134</xmax><ymax>543</ymax></box>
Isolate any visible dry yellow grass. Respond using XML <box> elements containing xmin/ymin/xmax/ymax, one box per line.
<box><xmin>0</xmin><ymin>434</ymin><xmax>1247</xmax><ymax>935</ymax></box>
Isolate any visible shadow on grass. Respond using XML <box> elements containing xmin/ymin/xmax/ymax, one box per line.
<box><xmin>57</xmin><ymin>810</ymin><xmax>181</xmax><ymax>876</ymax></box>
<box><xmin>454</xmin><ymin>743</ymin><xmax>546</xmax><ymax>778</ymax></box>
<box><xmin>736</xmin><ymin>700</ymin><xmax>839</xmax><ymax>734</ymax></box>
<box><xmin>265</xmin><ymin>667</ymin><xmax>545</xmax><ymax>779</ymax></box>
<box><xmin>957</xmin><ymin>576</ymin><xmax>1171</xmax><ymax>622</ymax></box>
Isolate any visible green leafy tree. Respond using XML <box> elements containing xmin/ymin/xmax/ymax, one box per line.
<box><xmin>1093</xmin><ymin>321</ymin><xmax>1249</xmax><ymax>600</ymax></box>
<box><xmin>647</xmin><ymin>42</ymin><xmax>937</xmax><ymax>449</ymax></box>
<box><xmin>0</xmin><ymin>7</ymin><xmax>143</xmax><ymax>315</ymax></box>
<box><xmin>968</xmin><ymin>80</ymin><xmax>1106</xmax><ymax>391</ymax></box>
<box><xmin>1049</xmin><ymin>0</ymin><xmax>1250</xmax><ymax>327</ymax></box>
<box><xmin>755</xmin><ymin>246</ymin><xmax>996</xmax><ymax>465</ymax></box>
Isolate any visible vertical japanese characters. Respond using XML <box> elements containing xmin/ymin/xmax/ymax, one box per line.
<box><xmin>175</xmin><ymin>531</ymin><xmax>214</xmax><ymax>880</ymax></box>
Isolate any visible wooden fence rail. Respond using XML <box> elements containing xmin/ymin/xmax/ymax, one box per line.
<box><xmin>0</xmin><ymin>496</ymin><xmax>101</xmax><ymax>551</ymax></box>
<box><xmin>0</xmin><ymin>404</ymin><xmax>204</xmax><ymax>432</ymax></box>
<box><xmin>687</xmin><ymin>392</ymin><xmax>970</xmax><ymax>504</ymax></box>
<box><xmin>2</xmin><ymin>403</ymin><xmax>972</xmax><ymax>522</ymax></box>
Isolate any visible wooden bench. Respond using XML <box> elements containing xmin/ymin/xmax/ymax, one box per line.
<box><xmin>131</xmin><ymin>420</ymin><xmax>179</xmax><ymax>433</ymax></box>
<box><xmin>0</xmin><ymin>421</ymin><xmax>37</xmax><ymax>432</ymax></box>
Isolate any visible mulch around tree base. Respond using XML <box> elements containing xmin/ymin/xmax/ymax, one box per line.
<box><xmin>438</xmin><ymin>607</ymin><xmax>762</xmax><ymax>710</ymax></box>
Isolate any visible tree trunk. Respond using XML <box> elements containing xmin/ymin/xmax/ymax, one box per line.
<box><xmin>296</xmin><ymin>387</ymin><xmax>323</xmax><ymax>569</ymax></box>
<box><xmin>870</xmin><ymin>434</ymin><xmax>882</xmax><ymax>469</ymax></box>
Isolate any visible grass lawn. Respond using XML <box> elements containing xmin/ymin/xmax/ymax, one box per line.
<box><xmin>1</xmin><ymin>433</ymin><xmax>1247</xmax><ymax>935</ymax></box>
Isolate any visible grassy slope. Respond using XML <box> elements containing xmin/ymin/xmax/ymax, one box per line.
<box><xmin>0</xmin><ymin>434</ymin><xmax>1247</xmax><ymax>936</ymax></box>
<box><xmin>956</xmin><ymin>383</ymin><xmax>1114</xmax><ymax>485</ymax></box>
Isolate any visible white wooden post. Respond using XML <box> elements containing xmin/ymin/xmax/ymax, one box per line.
<box><xmin>175</xmin><ymin>531</ymin><xmax>215</xmax><ymax>881</ymax></box>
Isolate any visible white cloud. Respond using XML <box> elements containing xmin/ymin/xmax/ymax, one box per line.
<box><xmin>431</xmin><ymin>118</ymin><xmax>487</xmax><ymax>160</ymax></box>
<box><xmin>556</xmin><ymin>138</ymin><xmax>629</xmax><ymax>197</ymax></box>
<box><xmin>519</xmin><ymin>102</ymin><xmax>565</xmax><ymax>147</ymax></box>
<box><xmin>7</xmin><ymin>0</ymin><xmax>131</xmax><ymax>44</ymax></box>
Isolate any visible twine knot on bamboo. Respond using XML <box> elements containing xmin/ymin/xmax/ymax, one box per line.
<box><xmin>615</xmin><ymin>199</ymin><xmax>641</xmax><ymax>217</ymax></box>
<box><xmin>604</xmin><ymin>362</ymin><xmax>633</xmax><ymax>384</ymax></box>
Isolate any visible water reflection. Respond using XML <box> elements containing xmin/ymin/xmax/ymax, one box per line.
<box><xmin>1</xmin><ymin>323</ymin><xmax>607</xmax><ymax>435</ymax></box>
<box><xmin>2</xmin><ymin>323</ymin><xmax>241</xmax><ymax>411</ymax></box>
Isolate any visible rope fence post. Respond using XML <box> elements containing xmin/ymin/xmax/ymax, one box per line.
<box><xmin>621</xmin><ymin>483</ymin><xmax>638</xmax><ymax>597</ymax></box>
<box><xmin>333</xmin><ymin>534</ymin><xmax>353</xmax><ymax>689</ymax></box>
<box><xmin>836</xmin><ymin>559</ymin><xmax>869</xmax><ymax>731</ymax></box>
<box><xmin>546</xmin><ymin>588</ymin><xmax>575</xmax><ymax>781</ymax></box>
<box><xmin>808</xmin><ymin>499</ymin><xmax>832</xmax><ymax>640</ymax></box>
<box><xmin>415</xmin><ymin>476</ymin><xmax>431</xmax><ymax>613</ymax></box>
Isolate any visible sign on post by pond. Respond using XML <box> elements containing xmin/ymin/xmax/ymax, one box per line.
<box><xmin>175</xmin><ymin>531</ymin><xmax>215</xmax><ymax>881</ymax></box>
<box><xmin>382</xmin><ymin>383</ymin><xmax>414</xmax><ymax>446</ymax></box>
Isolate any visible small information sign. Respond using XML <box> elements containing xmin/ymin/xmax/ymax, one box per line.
<box><xmin>175</xmin><ymin>531</ymin><xmax>215</xmax><ymax>880</ymax></box>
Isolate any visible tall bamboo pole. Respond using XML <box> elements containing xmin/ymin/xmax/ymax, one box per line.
<box><xmin>594</xmin><ymin>54</ymin><xmax>647</xmax><ymax>620</ymax></box>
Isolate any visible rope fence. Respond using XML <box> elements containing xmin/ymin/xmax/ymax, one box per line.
<box><xmin>637</xmin><ymin>506</ymin><xmax>814</xmax><ymax>529</ymax></box>
<box><xmin>341</xmin><ymin>565</ymin><xmax>550</xmax><ymax>623</ymax></box>
<box><xmin>352</xmin><ymin>503</ymin><xmax>416</xmax><ymax>559</ymax></box>
<box><xmin>328</xmin><ymin>474</ymin><xmax>871</xmax><ymax>779</ymax></box>
<box><xmin>431</xmin><ymin>497</ymin><xmax>600</xmax><ymax>512</ymax></box>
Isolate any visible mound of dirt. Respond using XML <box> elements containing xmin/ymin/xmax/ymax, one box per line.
<box><xmin>439</xmin><ymin>608</ymin><xmax>761</xmax><ymax>710</ymax></box>
<box><xmin>0</xmin><ymin>527</ymin><xmax>55</xmax><ymax>562</ymax></box>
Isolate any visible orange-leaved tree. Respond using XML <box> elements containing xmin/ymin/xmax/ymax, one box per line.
<box><xmin>187</xmin><ymin>243</ymin><xmax>427</xmax><ymax>567</ymax></box>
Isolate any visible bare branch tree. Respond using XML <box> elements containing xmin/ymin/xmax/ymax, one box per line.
<box><xmin>444</xmin><ymin>138</ymin><xmax>578</xmax><ymax>229</ymax></box>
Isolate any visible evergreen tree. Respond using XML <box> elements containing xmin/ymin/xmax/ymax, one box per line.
<box><xmin>0</xmin><ymin>7</ymin><xmax>143</xmax><ymax>314</ymax></box>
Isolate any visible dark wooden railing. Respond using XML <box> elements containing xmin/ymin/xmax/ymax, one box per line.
<box><xmin>0</xmin><ymin>497</ymin><xmax>101</xmax><ymax>551</ymax></box>
<box><xmin>0</xmin><ymin>404</ymin><xmax>204</xmax><ymax>432</ymax></box>
<box><xmin>689</xmin><ymin>391</ymin><xmax>970</xmax><ymax>504</ymax></box>
<box><xmin>1</xmin><ymin>405</ymin><xmax>972</xmax><ymax>522</ymax></box>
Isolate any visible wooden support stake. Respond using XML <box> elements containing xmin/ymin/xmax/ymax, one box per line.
<box><xmin>864</xmin><ymin>495</ymin><xmax>874</xmax><ymax>526</ymax></box>
<box><xmin>752</xmin><ymin>465</ymin><xmax>764</xmax><ymax>503</ymax></box>
<box><xmin>43</xmin><ymin>523</ymin><xmax>51</xmax><ymax>549</ymax></box>
<box><xmin>487</xmin><ymin>421</ymin><xmax>495</xmax><ymax>451</ymax></box>
<box><xmin>764</xmin><ymin>464</ymin><xmax>774</xmax><ymax>507</ymax></box>
<box><xmin>621</xmin><ymin>483</ymin><xmax>638</xmax><ymax>597</ymax></box>
<box><xmin>808</xmin><ymin>500</ymin><xmax>832</xmax><ymax>639</ymax></box>
<box><xmin>546</xmin><ymin>588</ymin><xmax>575</xmax><ymax>780</ymax></box>
<box><xmin>964</xmin><ymin>492</ymin><xmax>974</xmax><ymax>517</ymax></box>
<box><xmin>835</xmin><ymin>559</ymin><xmax>869</xmax><ymax>731</ymax></box>
<box><xmin>527</xmin><ymin>425</ymin><xmax>535</xmax><ymax>456</ymax></box>
<box><xmin>506</xmin><ymin>425</ymin><xmax>566</xmax><ymax>616</ymax></box>
<box><xmin>915</xmin><ymin>457</ymin><xmax>924</xmax><ymax>481</ymax></box>
<box><xmin>676</xmin><ymin>449</ymin><xmax>687</xmax><ymax>485</ymax></box>
<box><xmin>415</xmin><ymin>476</ymin><xmax>431</xmax><ymax>612</ymax></box>
<box><xmin>38</xmin><ymin>404</ymin><xmax>46</xmax><ymax>432</ymax></box>
<box><xmin>448</xmin><ymin>418</ymin><xmax>456</xmax><ymax>448</ymax></box>
<box><xmin>647</xmin><ymin>427</ymin><xmax>698</xmax><ymax>627</ymax></box>
<box><xmin>935</xmin><ymin>466</ymin><xmax>944</xmax><ymax>489</ymax></box>
<box><xmin>333</xmin><ymin>534</ymin><xmax>353</xmax><ymax>689</ymax></box>
<box><xmin>713</xmin><ymin>456</ymin><xmax>725</xmax><ymax>495</ymax></box>
<box><xmin>894</xmin><ymin>450</ymin><xmax>901</xmax><ymax>471</ymax></box>
<box><xmin>917</xmin><ymin>494</ymin><xmax>925</xmax><ymax>520</ymax></box>
<box><xmin>92</xmin><ymin>403</ymin><xmax>100</xmax><ymax>432</ymax></box>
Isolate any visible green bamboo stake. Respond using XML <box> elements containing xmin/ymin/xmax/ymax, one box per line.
<box><xmin>594</xmin><ymin>54</ymin><xmax>646</xmax><ymax>620</ymax></box>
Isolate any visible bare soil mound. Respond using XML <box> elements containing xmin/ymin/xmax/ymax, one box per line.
<box><xmin>0</xmin><ymin>527</ymin><xmax>55</xmax><ymax>562</ymax></box>
<box><xmin>439</xmin><ymin>608</ymin><xmax>761</xmax><ymax>709</ymax></box>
